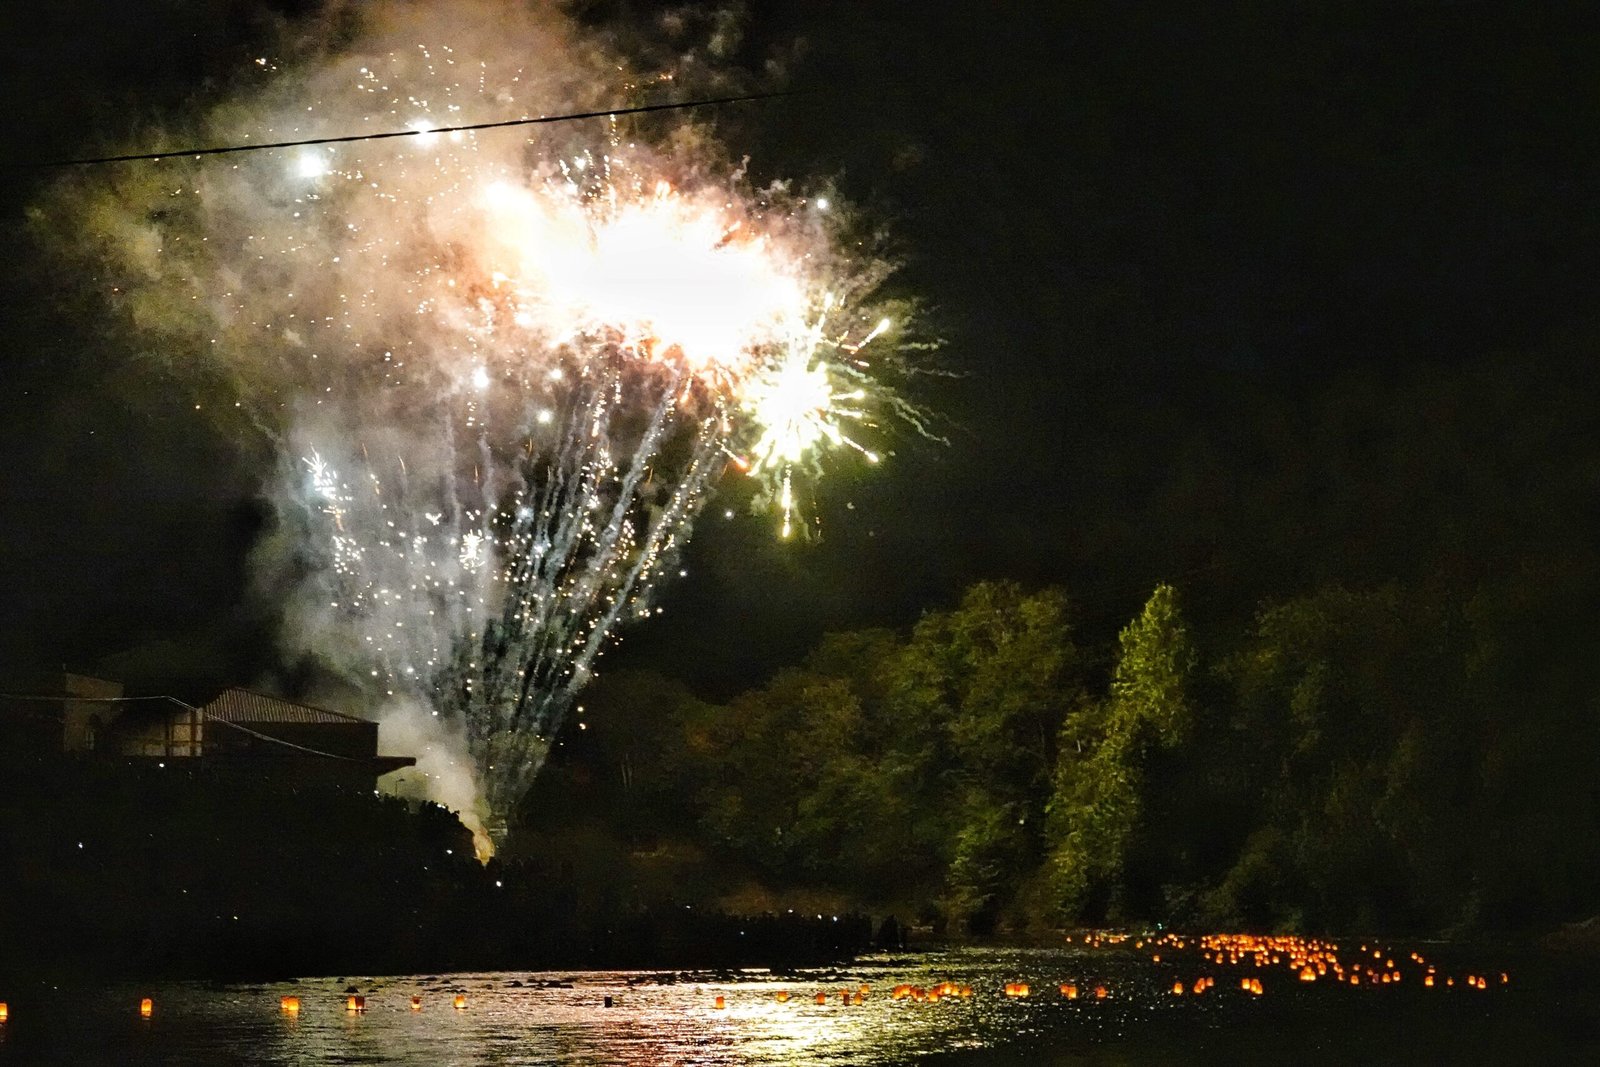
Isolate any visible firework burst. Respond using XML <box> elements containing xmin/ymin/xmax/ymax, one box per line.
<box><xmin>46</xmin><ymin>4</ymin><xmax>925</xmax><ymax>853</ymax></box>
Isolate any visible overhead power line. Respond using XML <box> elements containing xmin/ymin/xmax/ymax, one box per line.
<box><xmin>28</xmin><ymin>89</ymin><xmax>796</xmax><ymax>168</ymax></box>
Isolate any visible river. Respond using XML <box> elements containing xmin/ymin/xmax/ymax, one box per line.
<box><xmin>0</xmin><ymin>941</ymin><xmax>1593</xmax><ymax>1064</ymax></box>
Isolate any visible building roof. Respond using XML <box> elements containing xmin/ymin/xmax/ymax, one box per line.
<box><xmin>200</xmin><ymin>688</ymin><xmax>373</xmax><ymax>727</ymax></box>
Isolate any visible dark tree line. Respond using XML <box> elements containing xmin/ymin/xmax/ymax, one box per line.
<box><xmin>523</xmin><ymin>567</ymin><xmax>1600</xmax><ymax>936</ymax></box>
<box><xmin>521</xmin><ymin>322</ymin><xmax>1600</xmax><ymax>942</ymax></box>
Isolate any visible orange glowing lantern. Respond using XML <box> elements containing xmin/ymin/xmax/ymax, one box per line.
<box><xmin>1171</xmin><ymin>981</ymin><xmax>1185</xmax><ymax>995</ymax></box>
<box><xmin>713</xmin><ymin>995</ymin><xmax>726</xmax><ymax>1010</ymax></box>
<box><xmin>1094</xmin><ymin>985</ymin><xmax>1108</xmax><ymax>999</ymax></box>
<box><xmin>280</xmin><ymin>995</ymin><xmax>301</xmax><ymax>1014</ymax></box>
<box><xmin>775</xmin><ymin>990</ymin><xmax>790</xmax><ymax>1003</ymax></box>
<box><xmin>851</xmin><ymin>992</ymin><xmax>865</xmax><ymax>1006</ymax></box>
<box><xmin>1424</xmin><ymin>975</ymin><xmax>1435</xmax><ymax>987</ymax></box>
<box><xmin>814</xmin><ymin>991</ymin><xmax>827</xmax><ymax>1005</ymax></box>
<box><xmin>453</xmin><ymin>994</ymin><xmax>467</xmax><ymax>1010</ymax></box>
<box><xmin>347</xmin><ymin>995</ymin><xmax>366</xmax><ymax>1013</ymax></box>
<box><xmin>0</xmin><ymin>1002</ymin><xmax>9</xmax><ymax>1023</ymax></box>
<box><xmin>1298</xmin><ymin>967</ymin><xmax>1316</xmax><ymax>982</ymax></box>
<box><xmin>140</xmin><ymin>998</ymin><xmax>153</xmax><ymax>1019</ymax></box>
<box><xmin>411</xmin><ymin>995</ymin><xmax>423</xmax><ymax>1011</ymax></box>
<box><xmin>1061</xmin><ymin>983</ymin><xmax>1079</xmax><ymax>999</ymax></box>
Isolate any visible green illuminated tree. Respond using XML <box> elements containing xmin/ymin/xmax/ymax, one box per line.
<box><xmin>1043</xmin><ymin>583</ymin><xmax>1195</xmax><ymax>922</ymax></box>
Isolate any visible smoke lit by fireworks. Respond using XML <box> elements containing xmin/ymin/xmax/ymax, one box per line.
<box><xmin>46</xmin><ymin>3</ymin><xmax>926</xmax><ymax>853</ymax></box>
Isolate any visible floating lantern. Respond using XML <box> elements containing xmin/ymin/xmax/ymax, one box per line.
<box><xmin>775</xmin><ymin>990</ymin><xmax>790</xmax><ymax>1003</ymax></box>
<box><xmin>713</xmin><ymin>995</ymin><xmax>725</xmax><ymax>1010</ymax></box>
<box><xmin>140</xmin><ymin>998</ymin><xmax>153</xmax><ymax>1019</ymax></box>
<box><xmin>1060</xmin><ymin>983</ymin><xmax>1079</xmax><ymax>999</ymax></box>
<box><xmin>411</xmin><ymin>995</ymin><xmax>423</xmax><ymax>1011</ymax></box>
<box><xmin>281</xmin><ymin>995</ymin><xmax>301</xmax><ymax>1014</ymax></box>
<box><xmin>1171</xmin><ymin>981</ymin><xmax>1186</xmax><ymax>995</ymax></box>
<box><xmin>1094</xmin><ymin>985</ymin><xmax>1108</xmax><ymax>999</ymax></box>
<box><xmin>1298</xmin><ymin>967</ymin><xmax>1316</xmax><ymax>982</ymax></box>
<box><xmin>1424</xmin><ymin>975</ymin><xmax>1435</xmax><ymax>988</ymax></box>
<box><xmin>0</xmin><ymin>1002</ymin><xmax>8</xmax><ymax>1022</ymax></box>
<box><xmin>347</xmin><ymin>995</ymin><xmax>366</xmax><ymax>1013</ymax></box>
<box><xmin>814</xmin><ymin>991</ymin><xmax>827</xmax><ymax>1005</ymax></box>
<box><xmin>850</xmin><ymin>992</ymin><xmax>865</xmax><ymax>1006</ymax></box>
<box><xmin>453</xmin><ymin>994</ymin><xmax>467</xmax><ymax>1010</ymax></box>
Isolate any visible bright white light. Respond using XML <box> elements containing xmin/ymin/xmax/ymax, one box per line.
<box><xmin>471</xmin><ymin>365</ymin><xmax>490</xmax><ymax>391</ymax></box>
<box><xmin>814</xmin><ymin>196</ymin><xmax>830</xmax><ymax>211</ymax></box>
<box><xmin>296</xmin><ymin>152</ymin><xmax>327</xmax><ymax>179</ymax></box>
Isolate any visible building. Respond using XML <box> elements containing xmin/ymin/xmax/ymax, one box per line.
<box><xmin>1</xmin><ymin>673</ymin><xmax>414</xmax><ymax>792</ymax></box>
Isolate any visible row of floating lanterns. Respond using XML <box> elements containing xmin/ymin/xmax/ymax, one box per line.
<box><xmin>0</xmin><ymin>992</ymin><xmax>481</xmax><ymax>1021</ymax></box>
<box><xmin>1076</xmin><ymin>929</ymin><xmax>1509</xmax><ymax>995</ymax></box>
<box><xmin>330</xmin><ymin>993</ymin><xmax>470</xmax><ymax>1014</ymax></box>
<box><xmin>705</xmin><ymin>930</ymin><xmax>1513</xmax><ymax>1010</ymax></box>
<box><xmin>714</xmin><ymin>980</ymin><xmax>1119</xmax><ymax>1008</ymax></box>
<box><xmin>0</xmin><ymin>932</ymin><xmax>1513</xmax><ymax>1026</ymax></box>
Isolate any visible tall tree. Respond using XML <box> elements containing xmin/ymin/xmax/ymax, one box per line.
<box><xmin>1044</xmin><ymin>583</ymin><xmax>1195</xmax><ymax>923</ymax></box>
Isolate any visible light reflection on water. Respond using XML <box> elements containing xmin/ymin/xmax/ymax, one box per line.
<box><xmin>0</xmin><ymin>945</ymin><xmax>1570</xmax><ymax>1066</ymax></box>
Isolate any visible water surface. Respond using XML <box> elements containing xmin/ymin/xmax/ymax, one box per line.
<box><xmin>0</xmin><ymin>944</ymin><xmax>1591</xmax><ymax>1064</ymax></box>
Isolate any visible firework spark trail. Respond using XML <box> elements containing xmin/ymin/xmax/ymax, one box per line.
<box><xmin>45</xmin><ymin>2</ymin><xmax>927</xmax><ymax>851</ymax></box>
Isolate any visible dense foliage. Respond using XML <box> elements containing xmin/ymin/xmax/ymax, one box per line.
<box><xmin>522</xmin><ymin>567</ymin><xmax>1600</xmax><ymax>935</ymax></box>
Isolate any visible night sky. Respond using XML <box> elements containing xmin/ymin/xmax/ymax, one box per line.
<box><xmin>3</xmin><ymin>1</ymin><xmax>1599</xmax><ymax>699</ymax></box>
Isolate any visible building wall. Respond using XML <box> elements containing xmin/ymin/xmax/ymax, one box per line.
<box><xmin>60</xmin><ymin>673</ymin><xmax>123</xmax><ymax>753</ymax></box>
<box><xmin>113</xmin><ymin>706</ymin><xmax>204</xmax><ymax>759</ymax></box>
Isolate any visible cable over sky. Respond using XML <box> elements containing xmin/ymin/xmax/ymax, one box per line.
<box><xmin>23</xmin><ymin>90</ymin><xmax>796</xmax><ymax>168</ymax></box>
